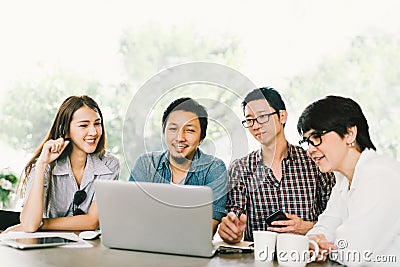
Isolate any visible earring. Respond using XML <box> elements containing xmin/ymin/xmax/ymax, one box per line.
<box><xmin>348</xmin><ymin>142</ymin><xmax>355</xmax><ymax>148</ymax></box>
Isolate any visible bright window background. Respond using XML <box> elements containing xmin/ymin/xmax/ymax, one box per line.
<box><xmin>1</xmin><ymin>0</ymin><xmax>399</xmax><ymax>190</ymax></box>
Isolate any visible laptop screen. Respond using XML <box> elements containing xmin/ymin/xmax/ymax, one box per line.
<box><xmin>95</xmin><ymin>180</ymin><xmax>215</xmax><ymax>257</ymax></box>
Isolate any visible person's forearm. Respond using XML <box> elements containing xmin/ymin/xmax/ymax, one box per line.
<box><xmin>20</xmin><ymin>162</ymin><xmax>47</xmax><ymax>232</ymax></box>
<box><xmin>42</xmin><ymin>215</ymin><xmax>99</xmax><ymax>231</ymax></box>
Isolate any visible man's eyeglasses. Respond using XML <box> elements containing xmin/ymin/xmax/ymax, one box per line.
<box><xmin>241</xmin><ymin>111</ymin><xmax>279</xmax><ymax>128</ymax></box>
<box><xmin>73</xmin><ymin>190</ymin><xmax>87</xmax><ymax>216</ymax></box>
<box><xmin>299</xmin><ymin>130</ymin><xmax>331</xmax><ymax>150</ymax></box>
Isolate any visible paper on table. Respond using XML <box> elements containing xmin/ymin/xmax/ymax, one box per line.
<box><xmin>213</xmin><ymin>240</ymin><xmax>254</xmax><ymax>250</ymax></box>
<box><xmin>0</xmin><ymin>231</ymin><xmax>93</xmax><ymax>248</ymax></box>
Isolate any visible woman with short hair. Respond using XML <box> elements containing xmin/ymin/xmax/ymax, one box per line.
<box><xmin>297</xmin><ymin>95</ymin><xmax>400</xmax><ymax>266</ymax></box>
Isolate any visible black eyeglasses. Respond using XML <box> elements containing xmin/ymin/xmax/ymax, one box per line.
<box><xmin>73</xmin><ymin>190</ymin><xmax>87</xmax><ymax>216</ymax></box>
<box><xmin>241</xmin><ymin>111</ymin><xmax>279</xmax><ymax>128</ymax></box>
<box><xmin>299</xmin><ymin>130</ymin><xmax>331</xmax><ymax>150</ymax></box>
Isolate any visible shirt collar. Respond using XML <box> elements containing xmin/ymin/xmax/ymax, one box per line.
<box><xmin>285</xmin><ymin>143</ymin><xmax>296</xmax><ymax>161</ymax></box>
<box><xmin>332</xmin><ymin>150</ymin><xmax>375</xmax><ymax>192</ymax></box>
<box><xmin>158</xmin><ymin>151</ymin><xmax>170</xmax><ymax>170</ymax></box>
<box><xmin>52</xmin><ymin>157</ymin><xmax>70</xmax><ymax>175</ymax></box>
<box><xmin>350</xmin><ymin>149</ymin><xmax>375</xmax><ymax>190</ymax></box>
<box><xmin>52</xmin><ymin>154</ymin><xmax>113</xmax><ymax>176</ymax></box>
<box><xmin>256</xmin><ymin>142</ymin><xmax>294</xmax><ymax>165</ymax></box>
<box><xmin>157</xmin><ymin>148</ymin><xmax>206</xmax><ymax>172</ymax></box>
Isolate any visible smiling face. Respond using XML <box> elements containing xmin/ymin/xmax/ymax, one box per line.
<box><xmin>244</xmin><ymin>99</ymin><xmax>286</xmax><ymax>146</ymax></box>
<box><xmin>68</xmin><ymin>105</ymin><xmax>102</xmax><ymax>155</ymax></box>
<box><xmin>164</xmin><ymin>110</ymin><xmax>202</xmax><ymax>163</ymax></box>
<box><xmin>304</xmin><ymin>129</ymin><xmax>348</xmax><ymax>173</ymax></box>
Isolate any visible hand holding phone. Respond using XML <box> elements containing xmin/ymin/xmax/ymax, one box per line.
<box><xmin>265</xmin><ymin>210</ymin><xmax>288</xmax><ymax>228</ymax></box>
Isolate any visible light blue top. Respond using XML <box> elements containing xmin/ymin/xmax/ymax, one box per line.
<box><xmin>129</xmin><ymin>149</ymin><xmax>228</xmax><ymax>221</ymax></box>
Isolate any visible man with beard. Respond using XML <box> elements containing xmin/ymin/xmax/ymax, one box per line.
<box><xmin>129</xmin><ymin>97</ymin><xmax>228</xmax><ymax>234</ymax></box>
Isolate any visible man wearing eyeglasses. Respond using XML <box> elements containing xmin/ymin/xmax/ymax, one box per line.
<box><xmin>218</xmin><ymin>87</ymin><xmax>336</xmax><ymax>243</ymax></box>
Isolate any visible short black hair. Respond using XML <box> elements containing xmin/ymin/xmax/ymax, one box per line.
<box><xmin>241</xmin><ymin>87</ymin><xmax>286</xmax><ymax>115</ymax></box>
<box><xmin>297</xmin><ymin>95</ymin><xmax>376</xmax><ymax>152</ymax></box>
<box><xmin>162</xmin><ymin>97</ymin><xmax>208</xmax><ymax>141</ymax></box>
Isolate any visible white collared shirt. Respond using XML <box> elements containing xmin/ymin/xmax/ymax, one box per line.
<box><xmin>307</xmin><ymin>150</ymin><xmax>400</xmax><ymax>266</ymax></box>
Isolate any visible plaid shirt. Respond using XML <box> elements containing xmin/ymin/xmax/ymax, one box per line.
<box><xmin>226</xmin><ymin>144</ymin><xmax>335</xmax><ymax>241</ymax></box>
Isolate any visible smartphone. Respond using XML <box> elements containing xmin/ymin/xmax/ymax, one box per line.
<box><xmin>265</xmin><ymin>210</ymin><xmax>288</xmax><ymax>228</ymax></box>
<box><xmin>1</xmin><ymin>236</ymin><xmax>77</xmax><ymax>249</ymax></box>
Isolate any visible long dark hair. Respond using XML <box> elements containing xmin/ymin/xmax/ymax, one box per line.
<box><xmin>19</xmin><ymin>95</ymin><xmax>106</xmax><ymax>197</ymax></box>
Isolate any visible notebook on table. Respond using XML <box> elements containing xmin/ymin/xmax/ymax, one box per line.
<box><xmin>94</xmin><ymin>180</ymin><xmax>217</xmax><ymax>257</ymax></box>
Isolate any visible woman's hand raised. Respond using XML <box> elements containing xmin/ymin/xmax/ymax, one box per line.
<box><xmin>37</xmin><ymin>138</ymin><xmax>70</xmax><ymax>164</ymax></box>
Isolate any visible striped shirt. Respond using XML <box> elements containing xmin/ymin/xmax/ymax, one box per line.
<box><xmin>226</xmin><ymin>144</ymin><xmax>335</xmax><ymax>241</ymax></box>
<box><xmin>23</xmin><ymin>151</ymin><xmax>120</xmax><ymax>218</ymax></box>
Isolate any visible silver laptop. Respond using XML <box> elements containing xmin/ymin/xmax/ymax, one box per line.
<box><xmin>94</xmin><ymin>180</ymin><xmax>216</xmax><ymax>257</ymax></box>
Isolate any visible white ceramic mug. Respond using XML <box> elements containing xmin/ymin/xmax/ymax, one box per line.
<box><xmin>276</xmin><ymin>233</ymin><xmax>319</xmax><ymax>266</ymax></box>
<box><xmin>253</xmin><ymin>230</ymin><xmax>278</xmax><ymax>262</ymax></box>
